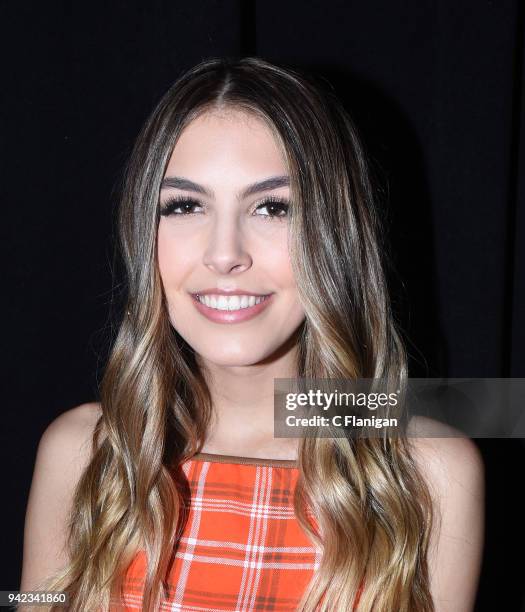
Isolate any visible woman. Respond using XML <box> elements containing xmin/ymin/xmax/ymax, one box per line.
<box><xmin>20</xmin><ymin>57</ymin><xmax>484</xmax><ymax>611</ymax></box>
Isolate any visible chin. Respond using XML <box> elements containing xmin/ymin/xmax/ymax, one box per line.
<box><xmin>196</xmin><ymin>343</ymin><xmax>283</xmax><ymax>368</ymax></box>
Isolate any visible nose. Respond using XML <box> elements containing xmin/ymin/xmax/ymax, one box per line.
<box><xmin>202</xmin><ymin>215</ymin><xmax>252</xmax><ymax>275</ymax></box>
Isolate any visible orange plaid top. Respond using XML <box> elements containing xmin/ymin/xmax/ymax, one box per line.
<box><xmin>113</xmin><ymin>452</ymin><xmax>363</xmax><ymax>611</ymax></box>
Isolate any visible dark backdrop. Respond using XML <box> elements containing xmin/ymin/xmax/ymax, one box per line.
<box><xmin>2</xmin><ymin>2</ymin><xmax>524</xmax><ymax>610</ymax></box>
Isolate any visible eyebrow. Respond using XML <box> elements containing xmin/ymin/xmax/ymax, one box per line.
<box><xmin>160</xmin><ymin>175</ymin><xmax>290</xmax><ymax>199</ymax></box>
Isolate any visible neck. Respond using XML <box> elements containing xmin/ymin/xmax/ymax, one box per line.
<box><xmin>196</xmin><ymin>333</ymin><xmax>301</xmax><ymax>459</ymax></box>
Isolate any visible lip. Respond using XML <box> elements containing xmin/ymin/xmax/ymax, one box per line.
<box><xmin>190</xmin><ymin>292</ymin><xmax>274</xmax><ymax>324</ymax></box>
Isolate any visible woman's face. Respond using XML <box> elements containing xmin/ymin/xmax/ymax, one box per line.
<box><xmin>157</xmin><ymin>108</ymin><xmax>305</xmax><ymax>367</ymax></box>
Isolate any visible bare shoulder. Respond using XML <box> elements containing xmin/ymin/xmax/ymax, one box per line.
<box><xmin>20</xmin><ymin>402</ymin><xmax>103</xmax><ymax>591</ymax></box>
<box><xmin>35</xmin><ymin>402</ymin><xmax>104</xmax><ymax>479</ymax></box>
<box><xmin>406</xmin><ymin>415</ymin><xmax>485</xmax><ymax>611</ymax></box>
<box><xmin>41</xmin><ymin>401</ymin><xmax>103</xmax><ymax>456</ymax></box>
<box><xmin>406</xmin><ymin>415</ymin><xmax>485</xmax><ymax>497</ymax></box>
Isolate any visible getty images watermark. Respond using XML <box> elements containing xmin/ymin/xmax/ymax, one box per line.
<box><xmin>273</xmin><ymin>378</ymin><xmax>525</xmax><ymax>438</ymax></box>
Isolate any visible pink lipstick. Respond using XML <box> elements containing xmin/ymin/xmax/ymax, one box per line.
<box><xmin>190</xmin><ymin>291</ymin><xmax>274</xmax><ymax>324</ymax></box>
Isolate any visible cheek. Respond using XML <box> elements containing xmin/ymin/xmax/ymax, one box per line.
<box><xmin>262</xmin><ymin>231</ymin><xmax>297</xmax><ymax>287</ymax></box>
<box><xmin>157</xmin><ymin>224</ymin><xmax>193</xmax><ymax>288</ymax></box>
<box><xmin>157</xmin><ymin>229</ymin><xmax>169</xmax><ymax>280</ymax></box>
<box><xmin>265</xmin><ymin>244</ymin><xmax>304</xmax><ymax>318</ymax></box>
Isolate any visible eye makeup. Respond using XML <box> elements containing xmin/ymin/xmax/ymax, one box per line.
<box><xmin>159</xmin><ymin>195</ymin><xmax>290</xmax><ymax>221</ymax></box>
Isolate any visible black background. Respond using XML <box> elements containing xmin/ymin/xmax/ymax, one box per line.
<box><xmin>2</xmin><ymin>2</ymin><xmax>524</xmax><ymax>609</ymax></box>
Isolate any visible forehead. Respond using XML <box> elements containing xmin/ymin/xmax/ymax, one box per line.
<box><xmin>164</xmin><ymin>108</ymin><xmax>288</xmax><ymax>178</ymax></box>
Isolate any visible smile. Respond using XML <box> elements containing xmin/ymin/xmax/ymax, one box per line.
<box><xmin>196</xmin><ymin>294</ymin><xmax>268</xmax><ymax>310</ymax></box>
<box><xmin>190</xmin><ymin>293</ymin><xmax>274</xmax><ymax>323</ymax></box>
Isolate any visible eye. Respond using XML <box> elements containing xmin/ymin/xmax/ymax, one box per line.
<box><xmin>253</xmin><ymin>197</ymin><xmax>290</xmax><ymax>220</ymax></box>
<box><xmin>159</xmin><ymin>195</ymin><xmax>290</xmax><ymax>219</ymax></box>
<box><xmin>159</xmin><ymin>196</ymin><xmax>204</xmax><ymax>216</ymax></box>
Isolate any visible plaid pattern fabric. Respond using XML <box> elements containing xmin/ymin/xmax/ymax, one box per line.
<box><xmin>113</xmin><ymin>454</ymin><xmax>363</xmax><ymax>611</ymax></box>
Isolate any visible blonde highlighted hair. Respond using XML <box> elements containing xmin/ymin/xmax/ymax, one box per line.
<box><xmin>33</xmin><ymin>57</ymin><xmax>435</xmax><ymax>611</ymax></box>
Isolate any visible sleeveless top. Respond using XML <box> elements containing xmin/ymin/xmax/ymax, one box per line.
<box><xmin>112</xmin><ymin>452</ymin><xmax>363</xmax><ymax>611</ymax></box>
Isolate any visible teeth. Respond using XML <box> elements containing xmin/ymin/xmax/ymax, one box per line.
<box><xmin>197</xmin><ymin>294</ymin><xmax>267</xmax><ymax>310</ymax></box>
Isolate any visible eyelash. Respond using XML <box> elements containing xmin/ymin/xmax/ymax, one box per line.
<box><xmin>159</xmin><ymin>195</ymin><xmax>290</xmax><ymax>221</ymax></box>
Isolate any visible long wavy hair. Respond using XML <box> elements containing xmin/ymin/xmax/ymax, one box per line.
<box><xmin>34</xmin><ymin>56</ymin><xmax>435</xmax><ymax>611</ymax></box>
